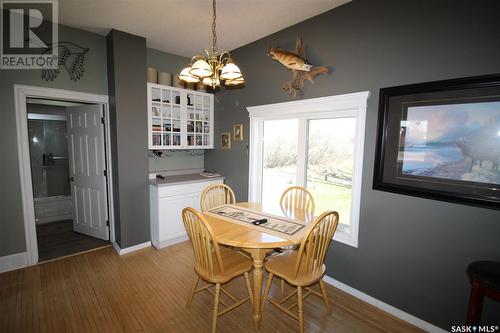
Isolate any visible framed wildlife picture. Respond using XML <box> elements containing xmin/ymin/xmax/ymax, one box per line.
<box><xmin>234</xmin><ymin>124</ymin><xmax>243</xmax><ymax>141</ymax></box>
<box><xmin>373</xmin><ymin>74</ymin><xmax>500</xmax><ymax>209</ymax></box>
<box><xmin>221</xmin><ymin>132</ymin><xmax>231</xmax><ymax>149</ymax></box>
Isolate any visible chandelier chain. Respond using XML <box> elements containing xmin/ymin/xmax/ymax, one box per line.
<box><xmin>211</xmin><ymin>0</ymin><xmax>217</xmax><ymax>54</ymax></box>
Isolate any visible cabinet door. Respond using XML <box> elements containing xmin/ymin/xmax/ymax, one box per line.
<box><xmin>160</xmin><ymin>88</ymin><xmax>182</xmax><ymax>148</ymax></box>
<box><xmin>158</xmin><ymin>194</ymin><xmax>194</xmax><ymax>240</ymax></box>
<box><xmin>186</xmin><ymin>91</ymin><xmax>202</xmax><ymax>148</ymax></box>
<box><xmin>204</xmin><ymin>94</ymin><xmax>214</xmax><ymax>149</ymax></box>
<box><xmin>148</xmin><ymin>85</ymin><xmax>160</xmax><ymax>149</ymax></box>
<box><xmin>185</xmin><ymin>92</ymin><xmax>213</xmax><ymax>149</ymax></box>
<box><xmin>148</xmin><ymin>83</ymin><xmax>182</xmax><ymax>149</ymax></box>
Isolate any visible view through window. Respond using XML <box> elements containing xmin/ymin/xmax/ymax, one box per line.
<box><xmin>261</xmin><ymin>117</ymin><xmax>356</xmax><ymax>227</ymax></box>
<box><xmin>249</xmin><ymin>91</ymin><xmax>368</xmax><ymax>247</ymax></box>
<box><xmin>262</xmin><ymin>119</ymin><xmax>298</xmax><ymax>206</ymax></box>
<box><xmin>306</xmin><ymin>118</ymin><xmax>356</xmax><ymax>227</ymax></box>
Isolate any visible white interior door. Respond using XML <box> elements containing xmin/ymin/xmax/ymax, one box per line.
<box><xmin>67</xmin><ymin>104</ymin><xmax>109</xmax><ymax>240</ymax></box>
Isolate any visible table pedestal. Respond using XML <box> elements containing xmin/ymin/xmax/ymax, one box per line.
<box><xmin>244</xmin><ymin>248</ymin><xmax>271</xmax><ymax>330</ymax></box>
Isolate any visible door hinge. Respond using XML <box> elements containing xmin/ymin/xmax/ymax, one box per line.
<box><xmin>104</xmin><ymin>170</ymin><xmax>107</xmax><ymax>177</ymax></box>
<box><xmin>101</xmin><ymin>117</ymin><xmax>105</xmax><ymax>124</ymax></box>
<box><xmin>106</xmin><ymin>220</ymin><xmax>109</xmax><ymax>227</ymax></box>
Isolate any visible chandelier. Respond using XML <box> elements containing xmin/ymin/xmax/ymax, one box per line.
<box><xmin>178</xmin><ymin>0</ymin><xmax>245</xmax><ymax>89</ymax></box>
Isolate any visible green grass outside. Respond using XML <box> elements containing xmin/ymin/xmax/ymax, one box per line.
<box><xmin>307</xmin><ymin>180</ymin><xmax>352</xmax><ymax>225</ymax></box>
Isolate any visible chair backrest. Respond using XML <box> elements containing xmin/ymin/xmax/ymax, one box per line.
<box><xmin>294</xmin><ymin>211</ymin><xmax>339</xmax><ymax>278</ymax></box>
<box><xmin>280</xmin><ymin>186</ymin><xmax>315</xmax><ymax>215</ymax></box>
<box><xmin>200</xmin><ymin>184</ymin><xmax>236</xmax><ymax>212</ymax></box>
<box><xmin>182</xmin><ymin>207</ymin><xmax>224</xmax><ymax>277</ymax></box>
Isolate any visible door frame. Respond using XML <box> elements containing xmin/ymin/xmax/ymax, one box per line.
<box><xmin>14</xmin><ymin>84</ymin><xmax>115</xmax><ymax>266</ymax></box>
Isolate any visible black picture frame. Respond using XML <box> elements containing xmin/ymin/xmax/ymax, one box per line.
<box><xmin>373</xmin><ymin>74</ymin><xmax>500</xmax><ymax>209</ymax></box>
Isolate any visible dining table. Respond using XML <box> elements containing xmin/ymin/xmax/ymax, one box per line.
<box><xmin>202</xmin><ymin>202</ymin><xmax>314</xmax><ymax>330</ymax></box>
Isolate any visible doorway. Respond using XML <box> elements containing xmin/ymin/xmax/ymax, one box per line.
<box><xmin>15</xmin><ymin>85</ymin><xmax>115</xmax><ymax>266</ymax></box>
<box><xmin>27</xmin><ymin>98</ymin><xmax>110</xmax><ymax>262</ymax></box>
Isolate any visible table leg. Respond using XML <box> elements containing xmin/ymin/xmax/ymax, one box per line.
<box><xmin>245</xmin><ymin>248</ymin><xmax>269</xmax><ymax>330</ymax></box>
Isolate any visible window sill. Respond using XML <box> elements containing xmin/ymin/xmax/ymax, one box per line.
<box><xmin>333</xmin><ymin>224</ymin><xmax>358</xmax><ymax>248</ymax></box>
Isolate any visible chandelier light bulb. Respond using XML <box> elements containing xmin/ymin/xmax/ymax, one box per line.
<box><xmin>189</xmin><ymin>59</ymin><xmax>213</xmax><ymax>78</ymax></box>
<box><xmin>202</xmin><ymin>77</ymin><xmax>213</xmax><ymax>85</ymax></box>
<box><xmin>179</xmin><ymin>66</ymin><xmax>200</xmax><ymax>83</ymax></box>
<box><xmin>220</xmin><ymin>62</ymin><xmax>242</xmax><ymax>80</ymax></box>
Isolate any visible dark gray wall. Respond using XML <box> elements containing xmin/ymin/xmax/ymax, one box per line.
<box><xmin>0</xmin><ymin>18</ymin><xmax>196</xmax><ymax>255</ymax></box>
<box><xmin>206</xmin><ymin>0</ymin><xmax>500</xmax><ymax>328</ymax></box>
<box><xmin>107</xmin><ymin>30</ymin><xmax>150</xmax><ymax>248</ymax></box>
<box><xmin>0</xmin><ymin>24</ymin><xmax>108</xmax><ymax>257</ymax></box>
<box><xmin>146</xmin><ymin>48</ymin><xmax>187</xmax><ymax>74</ymax></box>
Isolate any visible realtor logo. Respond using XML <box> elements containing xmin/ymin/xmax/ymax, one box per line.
<box><xmin>1</xmin><ymin>0</ymin><xmax>58</xmax><ymax>69</ymax></box>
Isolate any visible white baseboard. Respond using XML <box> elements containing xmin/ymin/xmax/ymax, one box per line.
<box><xmin>152</xmin><ymin>235</ymin><xmax>189</xmax><ymax>249</ymax></box>
<box><xmin>0</xmin><ymin>252</ymin><xmax>28</xmax><ymax>273</ymax></box>
<box><xmin>112</xmin><ymin>241</ymin><xmax>151</xmax><ymax>255</ymax></box>
<box><xmin>323</xmin><ymin>275</ymin><xmax>446</xmax><ymax>333</ymax></box>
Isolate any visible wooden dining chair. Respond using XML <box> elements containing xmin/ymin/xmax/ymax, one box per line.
<box><xmin>261</xmin><ymin>211</ymin><xmax>339</xmax><ymax>333</ymax></box>
<box><xmin>277</xmin><ymin>186</ymin><xmax>316</xmax><ymax>294</ymax></box>
<box><xmin>200</xmin><ymin>184</ymin><xmax>236</xmax><ymax>212</ymax></box>
<box><xmin>280</xmin><ymin>186</ymin><xmax>315</xmax><ymax>216</ymax></box>
<box><xmin>182</xmin><ymin>207</ymin><xmax>253</xmax><ymax>333</ymax></box>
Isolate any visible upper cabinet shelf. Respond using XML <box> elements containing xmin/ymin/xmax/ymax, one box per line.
<box><xmin>147</xmin><ymin>83</ymin><xmax>214</xmax><ymax>150</ymax></box>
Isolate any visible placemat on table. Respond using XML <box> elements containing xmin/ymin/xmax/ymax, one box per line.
<box><xmin>207</xmin><ymin>204</ymin><xmax>305</xmax><ymax>236</ymax></box>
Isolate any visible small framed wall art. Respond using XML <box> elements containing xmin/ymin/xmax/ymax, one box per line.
<box><xmin>234</xmin><ymin>124</ymin><xmax>243</xmax><ymax>141</ymax></box>
<box><xmin>221</xmin><ymin>132</ymin><xmax>231</xmax><ymax>149</ymax></box>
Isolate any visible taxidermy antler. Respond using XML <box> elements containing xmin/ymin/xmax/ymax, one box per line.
<box><xmin>268</xmin><ymin>36</ymin><xmax>328</xmax><ymax>97</ymax></box>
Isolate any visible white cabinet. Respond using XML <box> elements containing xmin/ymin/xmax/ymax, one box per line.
<box><xmin>158</xmin><ymin>194</ymin><xmax>194</xmax><ymax>242</ymax></box>
<box><xmin>147</xmin><ymin>83</ymin><xmax>214</xmax><ymax>149</ymax></box>
<box><xmin>150</xmin><ymin>178</ymin><xmax>223</xmax><ymax>249</ymax></box>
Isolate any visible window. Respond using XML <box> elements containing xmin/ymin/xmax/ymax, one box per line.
<box><xmin>248</xmin><ymin>92</ymin><xmax>369</xmax><ymax>247</ymax></box>
<box><xmin>262</xmin><ymin>119</ymin><xmax>298</xmax><ymax>205</ymax></box>
<box><xmin>306</xmin><ymin>117</ymin><xmax>356</xmax><ymax>232</ymax></box>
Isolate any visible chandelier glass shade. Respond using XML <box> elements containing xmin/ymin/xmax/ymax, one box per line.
<box><xmin>190</xmin><ymin>59</ymin><xmax>213</xmax><ymax>78</ymax></box>
<box><xmin>179</xmin><ymin>0</ymin><xmax>244</xmax><ymax>89</ymax></box>
<box><xmin>225</xmin><ymin>77</ymin><xmax>245</xmax><ymax>85</ymax></box>
<box><xmin>179</xmin><ymin>67</ymin><xmax>200</xmax><ymax>83</ymax></box>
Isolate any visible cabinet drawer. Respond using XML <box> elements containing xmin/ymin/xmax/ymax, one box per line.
<box><xmin>158</xmin><ymin>179</ymin><xmax>223</xmax><ymax>198</ymax></box>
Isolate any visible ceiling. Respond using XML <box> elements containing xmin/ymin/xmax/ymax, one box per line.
<box><xmin>59</xmin><ymin>0</ymin><xmax>350</xmax><ymax>58</ymax></box>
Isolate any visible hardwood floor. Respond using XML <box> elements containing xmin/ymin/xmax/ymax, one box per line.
<box><xmin>36</xmin><ymin>220</ymin><xmax>110</xmax><ymax>262</ymax></box>
<box><xmin>0</xmin><ymin>241</ymin><xmax>424</xmax><ymax>333</ymax></box>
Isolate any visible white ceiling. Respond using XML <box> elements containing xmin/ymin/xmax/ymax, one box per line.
<box><xmin>59</xmin><ymin>0</ymin><xmax>350</xmax><ymax>58</ymax></box>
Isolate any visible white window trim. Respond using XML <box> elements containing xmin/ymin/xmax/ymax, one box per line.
<box><xmin>247</xmin><ymin>91</ymin><xmax>370</xmax><ymax>248</ymax></box>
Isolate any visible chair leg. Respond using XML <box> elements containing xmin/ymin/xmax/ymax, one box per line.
<box><xmin>186</xmin><ymin>275</ymin><xmax>199</xmax><ymax>308</ymax></box>
<box><xmin>318</xmin><ymin>279</ymin><xmax>330</xmax><ymax>312</ymax></box>
<box><xmin>212</xmin><ymin>283</ymin><xmax>221</xmax><ymax>333</ymax></box>
<box><xmin>244</xmin><ymin>272</ymin><xmax>254</xmax><ymax>304</ymax></box>
<box><xmin>467</xmin><ymin>280</ymin><xmax>484</xmax><ymax>325</ymax></box>
<box><xmin>261</xmin><ymin>273</ymin><xmax>274</xmax><ymax>311</ymax></box>
<box><xmin>281</xmin><ymin>279</ymin><xmax>285</xmax><ymax>295</ymax></box>
<box><xmin>297</xmin><ymin>286</ymin><xmax>304</xmax><ymax>333</ymax></box>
